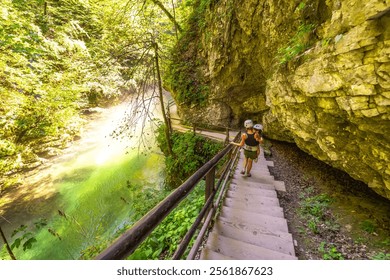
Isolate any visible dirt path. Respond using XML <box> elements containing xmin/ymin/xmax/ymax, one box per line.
<box><xmin>266</xmin><ymin>140</ymin><xmax>390</xmax><ymax>260</ymax></box>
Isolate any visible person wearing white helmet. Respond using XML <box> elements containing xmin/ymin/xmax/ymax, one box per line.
<box><xmin>230</xmin><ymin>119</ymin><xmax>262</xmax><ymax>177</ymax></box>
<box><xmin>254</xmin><ymin>123</ymin><xmax>263</xmax><ymax>132</ymax></box>
<box><xmin>253</xmin><ymin>124</ymin><xmax>263</xmax><ymax>162</ymax></box>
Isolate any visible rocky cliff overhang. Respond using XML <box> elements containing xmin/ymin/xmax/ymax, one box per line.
<box><xmin>169</xmin><ymin>0</ymin><xmax>390</xmax><ymax>200</ymax></box>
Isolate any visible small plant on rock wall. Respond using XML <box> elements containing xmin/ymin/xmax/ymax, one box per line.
<box><xmin>277</xmin><ymin>23</ymin><xmax>315</xmax><ymax>64</ymax></box>
<box><xmin>296</xmin><ymin>2</ymin><xmax>306</xmax><ymax>12</ymax></box>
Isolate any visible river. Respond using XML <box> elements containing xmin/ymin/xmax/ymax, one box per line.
<box><xmin>0</xmin><ymin>99</ymin><xmax>165</xmax><ymax>260</ymax></box>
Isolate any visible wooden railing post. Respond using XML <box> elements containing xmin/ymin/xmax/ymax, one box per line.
<box><xmin>224</xmin><ymin>127</ymin><xmax>230</xmax><ymax>146</ymax></box>
<box><xmin>205</xmin><ymin>166</ymin><xmax>216</xmax><ymax>202</ymax></box>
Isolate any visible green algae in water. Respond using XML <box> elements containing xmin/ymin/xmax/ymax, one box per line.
<box><xmin>3</xmin><ymin>152</ymin><xmax>164</xmax><ymax>260</ymax></box>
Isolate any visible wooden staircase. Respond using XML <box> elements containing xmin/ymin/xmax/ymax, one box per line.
<box><xmin>200</xmin><ymin>149</ymin><xmax>297</xmax><ymax>260</ymax></box>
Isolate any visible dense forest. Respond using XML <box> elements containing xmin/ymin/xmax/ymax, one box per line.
<box><xmin>1</xmin><ymin>0</ymin><xmax>228</xmax><ymax>260</ymax></box>
<box><xmin>0</xmin><ymin>0</ymin><xmax>196</xmax><ymax>192</ymax></box>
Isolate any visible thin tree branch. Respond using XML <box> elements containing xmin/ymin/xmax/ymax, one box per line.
<box><xmin>149</xmin><ymin>0</ymin><xmax>183</xmax><ymax>33</ymax></box>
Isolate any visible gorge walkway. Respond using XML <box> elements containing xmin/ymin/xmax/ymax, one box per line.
<box><xmin>199</xmin><ymin>148</ymin><xmax>297</xmax><ymax>259</ymax></box>
<box><xmin>171</xmin><ymin>124</ymin><xmax>298</xmax><ymax>259</ymax></box>
<box><xmin>167</xmin><ymin>95</ymin><xmax>297</xmax><ymax>260</ymax></box>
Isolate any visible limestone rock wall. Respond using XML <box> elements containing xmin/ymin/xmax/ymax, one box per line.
<box><xmin>172</xmin><ymin>0</ymin><xmax>390</xmax><ymax>199</ymax></box>
<box><xmin>265</xmin><ymin>1</ymin><xmax>390</xmax><ymax>199</ymax></box>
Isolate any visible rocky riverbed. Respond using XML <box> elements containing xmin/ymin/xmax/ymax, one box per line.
<box><xmin>266</xmin><ymin>140</ymin><xmax>390</xmax><ymax>260</ymax></box>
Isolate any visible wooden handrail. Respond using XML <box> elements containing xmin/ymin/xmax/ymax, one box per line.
<box><xmin>186</xmin><ymin>145</ymin><xmax>240</xmax><ymax>259</ymax></box>
<box><xmin>173</xmin><ymin>144</ymin><xmax>241</xmax><ymax>260</ymax></box>
<box><xmin>95</xmin><ymin>131</ymin><xmax>241</xmax><ymax>260</ymax></box>
<box><xmin>170</xmin><ymin>116</ymin><xmax>236</xmax><ymax>131</ymax></box>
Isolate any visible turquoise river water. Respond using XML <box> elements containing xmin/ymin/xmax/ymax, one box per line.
<box><xmin>0</xmin><ymin>102</ymin><xmax>165</xmax><ymax>259</ymax></box>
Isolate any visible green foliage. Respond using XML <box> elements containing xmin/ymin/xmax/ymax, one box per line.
<box><xmin>164</xmin><ymin>0</ymin><xmax>210</xmax><ymax>106</ymax></box>
<box><xmin>371</xmin><ymin>252</ymin><xmax>390</xmax><ymax>260</ymax></box>
<box><xmin>10</xmin><ymin>219</ymin><xmax>47</xmax><ymax>253</ymax></box>
<box><xmin>80</xmin><ymin>181</ymin><xmax>204</xmax><ymax>260</ymax></box>
<box><xmin>298</xmin><ymin>191</ymin><xmax>333</xmax><ymax>235</ymax></box>
<box><xmin>79</xmin><ymin>186</ymin><xmax>169</xmax><ymax>259</ymax></box>
<box><xmin>156</xmin><ymin>124</ymin><xmax>223</xmax><ymax>187</ymax></box>
<box><xmin>360</xmin><ymin>220</ymin><xmax>377</xmax><ymax>234</ymax></box>
<box><xmin>299</xmin><ymin>193</ymin><xmax>331</xmax><ymax>218</ymax></box>
<box><xmin>318</xmin><ymin>242</ymin><xmax>344</xmax><ymax>260</ymax></box>
<box><xmin>128</xmin><ymin>183</ymin><xmax>205</xmax><ymax>259</ymax></box>
<box><xmin>0</xmin><ymin>0</ymin><xmax>131</xmax><ymax>190</ymax></box>
<box><xmin>307</xmin><ymin>218</ymin><xmax>320</xmax><ymax>234</ymax></box>
<box><xmin>321</xmin><ymin>37</ymin><xmax>332</xmax><ymax>47</ymax></box>
<box><xmin>277</xmin><ymin>23</ymin><xmax>315</xmax><ymax>64</ymax></box>
<box><xmin>296</xmin><ymin>2</ymin><xmax>306</xmax><ymax>12</ymax></box>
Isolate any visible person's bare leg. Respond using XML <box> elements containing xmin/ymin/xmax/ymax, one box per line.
<box><xmin>246</xmin><ymin>159</ymin><xmax>253</xmax><ymax>176</ymax></box>
<box><xmin>241</xmin><ymin>156</ymin><xmax>247</xmax><ymax>174</ymax></box>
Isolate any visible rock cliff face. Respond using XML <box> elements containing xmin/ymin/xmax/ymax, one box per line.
<box><xmin>170</xmin><ymin>0</ymin><xmax>390</xmax><ymax>200</ymax></box>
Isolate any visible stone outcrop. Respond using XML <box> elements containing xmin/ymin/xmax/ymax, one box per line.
<box><xmin>170</xmin><ymin>0</ymin><xmax>390</xmax><ymax>200</ymax></box>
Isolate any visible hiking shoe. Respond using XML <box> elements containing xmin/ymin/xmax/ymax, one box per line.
<box><xmin>240</xmin><ymin>170</ymin><xmax>245</xmax><ymax>174</ymax></box>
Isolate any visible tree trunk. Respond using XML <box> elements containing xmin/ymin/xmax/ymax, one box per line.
<box><xmin>153</xmin><ymin>42</ymin><xmax>173</xmax><ymax>156</ymax></box>
<box><xmin>0</xmin><ymin>226</ymin><xmax>16</xmax><ymax>260</ymax></box>
<box><xmin>171</xmin><ymin>0</ymin><xmax>179</xmax><ymax>40</ymax></box>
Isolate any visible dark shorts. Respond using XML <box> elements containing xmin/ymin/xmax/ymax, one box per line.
<box><xmin>244</xmin><ymin>149</ymin><xmax>257</xmax><ymax>160</ymax></box>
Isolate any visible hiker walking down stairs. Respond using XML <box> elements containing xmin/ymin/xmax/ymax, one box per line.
<box><xmin>230</xmin><ymin>120</ymin><xmax>263</xmax><ymax>177</ymax></box>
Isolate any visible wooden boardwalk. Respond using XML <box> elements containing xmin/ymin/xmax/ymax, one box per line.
<box><xmin>167</xmin><ymin>94</ymin><xmax>296</xmax><ymax>259</ymax></box>
<box><xmin>200</xmin><ymin>149</ymin><xmax>297</xmax><ymax>260</ymax></box>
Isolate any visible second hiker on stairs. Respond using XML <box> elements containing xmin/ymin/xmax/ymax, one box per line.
<box><xmin>230</xmin><ymin>120</ymin><xmax>263</xmax><ymax>177</ymax></box>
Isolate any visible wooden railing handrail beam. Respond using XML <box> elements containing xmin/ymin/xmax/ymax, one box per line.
<box><xmin>95</xmin><ymin>133</ymin><xmax>240</xmax><ymax>260</ymax></box>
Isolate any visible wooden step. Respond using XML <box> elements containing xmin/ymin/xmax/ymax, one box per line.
<box><xmin>228</xmin><ymin>184</ymin><xmax>277</xmax><ymax>198</ymax></box>
<box><xmin>199</xmin><ymin>149</ymin><xmax>296</xmax><ymax>260</ymax></box>
<box><xmin>237</xmin><ymin>160</ymin><xmax>274</xmax><ymax>168</ymax></box>
<box><xmin>226</xmin><ymin>191</ymin><xmax>280</xmax><ymax>206</ymax></box>
<box><xmin>199</xmin><ymin>248</ymin><xmax>234</xmax><ymax>260</ymax></box>
<box><xmin>219</xmin><ymin>206</ymin><xmax>289</xmax><ymax>232</ymax></box>
<box><xmin>233</xmin><ymin>174</ymin><xmax>274</xmax><ymax>181</ymax></box>
<box><xmin>230</xmin><ymin>180</ymin><xmax>275</xmax><ymax>190</ymax></box>
<box><xmin>217</xmin><ymin>216</ymin><xmax>293</xmax><ymax>241</ymax></box>
<box><xmin>234</xmin><ymin>168</ymin><xmax>271</xmax><ymax>176</ymax></box>
<box><xmin>232</xmin><ymin>177</ymin><xmax>286</xmax><ymax>192</ymax></box>
<box><xmin>236</xmin><ymin>163</ymin><xmax>270</xmax><ymax>171</ymax></box>
<box><xmin>204</xmin><ymin>233</ymin><xmax>297</xmax><ymax>260</ymax></box>
<box><xmin>272</xmin><ymin>181</ymin><xmax>286</xmax><ymax>192</ymax></box>
<box><xmin>223</xmin><ymin>198</ymin><xmax>284</xmax><ymax>218</ymax></box>
<box><xmin>213</xmin><ymin>220</ymin><xmax>296</xmax><ymax>256</ymax></box>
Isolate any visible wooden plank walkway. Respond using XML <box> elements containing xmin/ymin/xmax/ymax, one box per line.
<box><xmin>200</xmin><ymin>149</ymin><xmax>297</xmax><ymax>260</ymax></box>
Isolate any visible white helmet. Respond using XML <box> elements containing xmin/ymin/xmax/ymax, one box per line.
<box><xmin>254</xmin><ymin>124</ymin><xmax>263</xmax><ymax>131</ymax></box>
<box><xmin>244</xmin><ymin>119</ymin><xmax>253</xmax><ymax>128</ymax></box>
